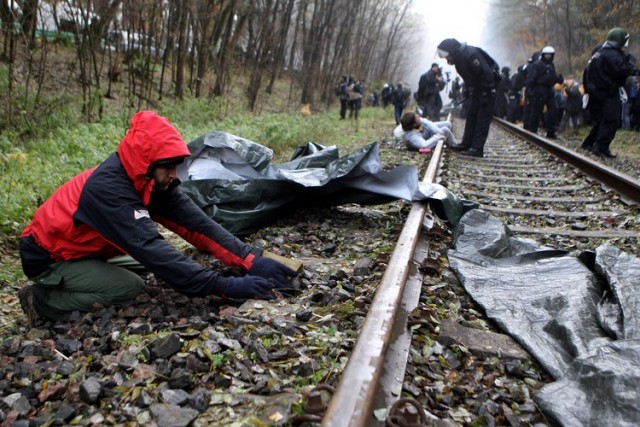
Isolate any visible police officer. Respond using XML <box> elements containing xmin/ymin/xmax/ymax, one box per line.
<box><xmin>524</xmin><ymin>46</ymin><xmax>563</xmax><ymax>138</ymax></box>
<box><xmin>521</xmin><ymin>51</ymin><xmax>540</xmax><ymax>128</ymax></box>
<box><xmin>582</xmin><ymin>28</ymin><xmax>635</xmax><ymax>157</ymax></box>
<box><xmin>417</xmin><ymin>63</ymin><xmax>444</xmax><ymax>120</ymax></box>
<box><xmin>495</xmin><ymin>66</ymin><xmax>511</xmax><ymax>119</ymax></box>
<box><xmin>436</xmin><ymin>38</ymin><xmax>499</xmax><ymax>157</ymax></box>
<box><xmin>507</xmin><ymin>65</ymin><xmax>527</xmax><ymax>123</ymax></box>
<box><xmin>392</xmin><ymin>83</ymin><xmax>411</xmax><ymax>125</ymax></box>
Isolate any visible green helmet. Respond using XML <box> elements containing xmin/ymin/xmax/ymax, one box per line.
<box><xmin>607</xmin><ymin>27</ymin><xmax>629</xmax><ymax>48</ymax></box>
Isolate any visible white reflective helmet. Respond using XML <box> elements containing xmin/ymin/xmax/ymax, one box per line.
<box><xmin>541</xmin><ymin>46</ymin><xmax>555</xmax><ymax>54</ymax></box>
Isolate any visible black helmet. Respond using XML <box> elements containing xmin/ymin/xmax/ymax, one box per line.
<box><xmin>528</xmin><ymin>50</ymin><xmax>541</xmax><ymax>63</ymax></box>
<box><xmin>437</xmin><ymin>38</ymin><xmax>462</xmax><ymax>60</ymax></box>
<box><xmin>501</xmin><ymin>66</ymin><xmax>511</xmax><ymax>75</ymax></box>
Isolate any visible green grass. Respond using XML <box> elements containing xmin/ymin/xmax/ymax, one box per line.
<box><xmin>569</xmin><ymin>126</ymin><xmax>640</xmax><ymax>158</ymax></box>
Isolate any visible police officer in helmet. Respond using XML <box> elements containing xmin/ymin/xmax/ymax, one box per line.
<box><xmin>582</xmin><ymin>27</ymin><xmax>635</xmax><ymax>157</ymax></box>
<box><xmin>524</xmin><ymin>45</ymin><xmax>563</xmax><ymax>138</ymax></box>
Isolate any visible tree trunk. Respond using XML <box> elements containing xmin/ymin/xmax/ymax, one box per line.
<box><xmin>175</xmin><ymin>0</ymin><xmax>190</xmax><ymax>99</ymax></box>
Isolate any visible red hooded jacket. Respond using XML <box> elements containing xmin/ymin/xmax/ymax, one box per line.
<box><xmin>19</xmin><ymin>111</ymin><xmax>260</xmax><ymax>297</ymax></box>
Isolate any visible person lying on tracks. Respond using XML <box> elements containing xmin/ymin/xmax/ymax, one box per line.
<box><xmin>17</xmin><ymin>111</ymin><xmax>298</xmax><ymax>327</ymax></box>
<box><xmin>393</xmin><ymin>111</ymin><xmax>460</xmax><ymax>151</ymax></box>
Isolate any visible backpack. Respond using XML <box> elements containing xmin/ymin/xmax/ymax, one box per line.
<box><xmin>347</xmin><ymin>83</ymin><xmax>362</xmax><ymax>100</ymax></box>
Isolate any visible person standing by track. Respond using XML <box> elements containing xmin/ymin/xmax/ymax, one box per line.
<box><xmin>495</xmin><ymin>66</ymin><xmax>511</xmax><ymax>119</ymax></box>
<box><xmin>417</xmin><ymin>63</ymin><xmax>445</xmax><ymax>121</ymax></box>
<box><xmin>392</xmin><ymin>83</ymin><xmax>411</xmax><ymax>125</ymax></box>
<box><xmin>436</xmin><ymin>38</ymin><xmax>500</xmax><ymax>158</ymax></box>
<box><xmin>581</xmin><ymin>28</ymin><xmax>635</xmax><ymax>158</ymax></box>
<box><xmin>507</xmin><ymin>65</ymin><xmax>526</xmax><ymax>123</ymax></box>
<box><xmin>523</xmin><ymin>46</ymin><xmax>563</xmax><ymax>138</ymax></box>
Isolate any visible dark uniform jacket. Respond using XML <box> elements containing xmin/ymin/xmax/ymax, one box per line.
<box><xmin>422</xmin><ymin>69</ymin><xmax>440</xmax><ymax>95</ymax></box>
<box><xmin>20</xmin><ymin>111</ymin><xmax>262</xmax><ymax>297</ymax></box>
<box><xmin>440</xmin><ymin>40</ymin><xmax>497</xmax><ymax>92</ymax></box>
<box><xmin>525</xmin><ymin>60</ymin><xmax>560</xmax><ymax>91</ymax></box>
<box><xmin>509</xmin><ymin>68</ymin><xmax>526</xmax><ymax>96</ymax></box>
<box><xmin>584</xmin><ymin>42</ymin><xmax>634</xmax><ymax>99</ymax></box>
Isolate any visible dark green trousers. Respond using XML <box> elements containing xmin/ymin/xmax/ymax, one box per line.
<box><xmin>32</xmin><ymin>256</ymin><xmax>146</xmax><ymax>321</ymax></box>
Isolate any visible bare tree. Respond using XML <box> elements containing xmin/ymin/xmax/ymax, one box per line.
<box><xmin>0</xmin><ymin>0</ymin><xmax>446</xmax><ymax>126</ymax></box>
<box><xmin>211</xmin><ymin>1</ymin><xmax>242</xmax><ymax>97</ymax></box>
<box><xmin>20</xmin><ymin>0</ymin><xmax>38</xmax><ymax>48</ymax></box>
<box><xmin>266</xmin><ymin>0</ymin><xmax>295</xmax><ymax>94</ymax></box>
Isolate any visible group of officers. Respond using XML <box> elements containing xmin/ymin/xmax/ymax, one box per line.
<box><xmin>380</xmin><ymin>27</ymin><xmax>634</xmax><ymax>159</ymax></box>
<box><xmin>495</xmin><ymin>28</ymin><xmax>635</xmax><ymax>161</ymax></box>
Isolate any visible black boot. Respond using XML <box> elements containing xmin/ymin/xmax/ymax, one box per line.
<box><xmin>449</xmin><ymin>144</ymin><xmax>470</xmax><ymax>152</ymax></box>
<box><xmin>592</xmin><ymin>148</ymin><xmax>616</xmax><ymax>158</ymax></box>
<box><xmin>461</xmin><ymin>148</ymin><xmax>484</xmax><ymax>158</ymax></box>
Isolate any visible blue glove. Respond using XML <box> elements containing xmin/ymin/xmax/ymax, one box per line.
<box><xmin>218</xmin><ymin>276</ymin><xmax>275</xmax><ymax>300</ymax></box>
<box><xmin>249</xmin><ymin>256</ymin><xmax>297</xmax><ymax>289</ymax></box>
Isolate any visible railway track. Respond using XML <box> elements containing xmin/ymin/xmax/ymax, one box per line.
<box><xmin>318</xmin><ymin>117</ymin><xmax>640</xmax><ymax>426</ymax></box>
<box><xmin>5</xmin><ymin>117</ymin><xmax>638</xmax><ymax>427</ymax></box>
<box><xmin>446</xmin><ymin>119</ymin><xmax>640</xmax><ymax>253</ymax></box>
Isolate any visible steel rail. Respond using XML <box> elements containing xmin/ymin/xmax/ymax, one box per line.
<box><xmin>493</xmin><ymin>117</ymin><xmax>640</xmax><ymax>206</ymax></box>
<box><xmin>321</xmin><ymin>140</ymin><xmax>445</xmax><ymax>427</ymax></box>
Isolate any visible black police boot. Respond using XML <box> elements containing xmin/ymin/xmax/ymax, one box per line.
<box><xmin>592</xmin><ymin>148</ymin><xmax>616</xmax><ymax>158</ymax></box>
<box><xmin>449</xmin><ymin>144</ymin><xmax>470</xmax><ymax>152</ymax></box>
<box><xmin>461</xmin><ymin>148</ymin><xmax>484</xmax><ymax>158</ymax></box>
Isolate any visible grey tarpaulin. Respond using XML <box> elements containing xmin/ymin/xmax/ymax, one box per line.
<box><xmin>177</xmin><ymin>130</ymin><xmax>476</xmax><ymax>236</ymax></box>
<box><xmin>447</xmin><ymin>209</ymin><xmax>640</xmax><ymax>426</ymax></box>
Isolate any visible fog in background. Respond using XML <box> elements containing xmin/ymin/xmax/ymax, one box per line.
<box><xmin>402</xmin><ymin>0</ymin><xmax>492</xmax><ymax>105</ymax></box>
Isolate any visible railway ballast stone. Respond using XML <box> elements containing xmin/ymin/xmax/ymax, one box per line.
<box><xmin>353</xmin><ymin>258</ymin><xmax>374</xmax><ymax>276</ymax></box>
<box><xmin>437</xmin><ymin>319</ymin><xmax>531</xmax><ymax>360</ymax></box>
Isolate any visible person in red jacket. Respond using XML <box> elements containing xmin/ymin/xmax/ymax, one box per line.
<box><xmin>18</xmin><ymin>111</ymin><xmax>297</xmax><ymax>326</ymax></box>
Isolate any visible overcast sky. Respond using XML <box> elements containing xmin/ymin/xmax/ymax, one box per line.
<box><xmin>406</xmin><ymin>0</ymin><xmax>489</xmax><ymax>90</ymax></box>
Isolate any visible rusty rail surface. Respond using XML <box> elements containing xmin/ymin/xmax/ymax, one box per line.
<box><xmin>493</xmin><ymin>117</ymin><xmax>640</xmax><ymax>206</ymax></box>
<box><xmin>321</xmin><ymin>139</ymin><xmax>445</xmax><ymax>427</ymax></box>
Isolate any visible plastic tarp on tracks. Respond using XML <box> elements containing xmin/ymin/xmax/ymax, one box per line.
<box><xmin>177</xmin><ymin>130</ymin><xmax>475</xmax><ymax>236</ymax></box>
<box><xmin>447</xmin><ymin>209</ymin><xmax>640</xmax><ymax>426</ymax></box>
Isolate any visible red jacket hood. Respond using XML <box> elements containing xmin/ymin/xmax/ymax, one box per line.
<box><xmin>117</xmin><ymin>111</ymin><xmax>190</xmax><ymax>204</ymax></box>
